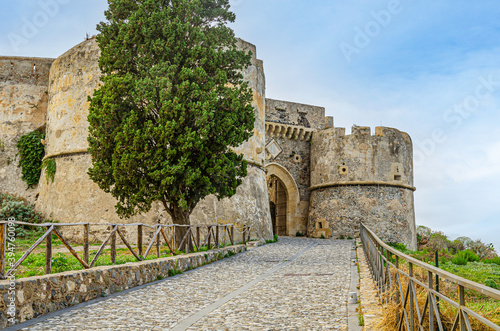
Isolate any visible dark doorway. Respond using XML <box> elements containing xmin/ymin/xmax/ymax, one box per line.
<box><xmin>268</xmin><ymin>176</ymin><xmax>287</xmax><ymax>236</ymax></box>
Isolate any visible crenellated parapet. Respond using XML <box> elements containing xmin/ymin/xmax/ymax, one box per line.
<box><xmin>265</xmin><ymin>122</ymin><xmax>314</xmax><ymax>141</ymax></box>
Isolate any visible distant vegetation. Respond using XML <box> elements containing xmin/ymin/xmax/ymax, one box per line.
<box><xmin>389</xmin><ymin>225</ymin><xmax>500</xmax><ymax>289</ymax></box>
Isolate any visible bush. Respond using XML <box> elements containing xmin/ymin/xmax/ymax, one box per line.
<box><xmin>0</xmin><ymin>193</ymin><xmax>44</xmax><ymax>235</ymax></box>
<box><xmin>459</xmin><ymin>249</ymin><xmax>480</xmax><ymax>263</ymax></box>
<box><xmin>427</xmin><ymin>232</ymin><xmax>452</xmax><ymax>252</ymax></box>
<box><xmin>417</xmin><ymin>225</ymin><xmax>432</xmax><ymax>244</ymax></box>
<box><xmin>451</xmin><ymin>255</ymin><xmax>468</xmax><ymax>265</ymax></box>
<box><xmin>485</xmin><ymin>279</ymin><xmax>498</xmax><ymax>289</ymax></box>
<box><xmin>468</xmin><ymin>239</ymin><xmax>497</xmax><ymax>259</ymax></box>
<box><xmin>484</xmin><ymin>257</ymin><xmax>500</xmax><ymax>266</ymax></box>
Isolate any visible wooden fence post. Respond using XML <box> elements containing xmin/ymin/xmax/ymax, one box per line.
<box><xmin>243</xmin><ymin>225</ymin><xmax>247</xmax><ymax>245</ymax></box>
<box><xmin>207</xmin><ymin>226</ymin><xmax>212</xmax><ymax>249</ymax></box>
<box><xmin>196</xmin><ymin>226</ymin><xmax>201</xmax><ymax>249</ymax></box>
<box><xmin>45</xmin><ymin>226</ymin><xmax>53</xmax><ymax>275</ymax></box>
<box><xmin>215</xmin><ymin>225</ymin><xmax>219</xmax><ymax>248</ymax></box>
<box><xmin>138</xmin><ymin>224</ymin><xmax>143</xmax><ymax>256</ymax></box>
<box><xmin>156</xmin><ymin>226</ymin><xmax>161</xmax><ymax>258</ymax></box>
<box><xmin>459</xmin><ymin>285</ymin><xmax>466</xmax><ymax>331</ymax></box>
<box><xmin>83</xmin><ymin>224</ymin><xmax>89</xmax><ymax>265</ymax></box>
<box><xmin>428</xmin><ymin>271</ymin><xmax>434</xmax><ymax>331</ymax></box>
<box><xmin>230</xmin><ymin>225</ymin><xmax>234</xmax><ymax>246</ymax></box>
<box><xmin>111</xmin><ymin>225</ymin><xmax>117</xmax><ymax>264</ymax></box>
<box><xmin>185</xmin><ymin>227</ymin><xmax>191</xmax><ymax>254</ymax></box>
<box><xmin>409</xmin><ymin>262</ymin><xmax>414</xmax><ymax>331</ymax></box>
<box><xmin>173</xmin><ymin>226</ymin><xmax>176</xmax><ymax>252</ymax></box>
<box><xmin>0</xmin><ymin>223</ymin><xmax>5</xmax><ymax>276</ymax></box>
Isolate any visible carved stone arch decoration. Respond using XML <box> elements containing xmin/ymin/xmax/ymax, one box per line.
<box><xmin>265</xmin><ymin>163</ymin><xmax>300</xmax><ymax>236</ymax></box>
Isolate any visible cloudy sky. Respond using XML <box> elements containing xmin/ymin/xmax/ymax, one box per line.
<box><xmin>1</xmin><ymin>0</ymin><xmax>499</xmax><ymax>251</ymax></box>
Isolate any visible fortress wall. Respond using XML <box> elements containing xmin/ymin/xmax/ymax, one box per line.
<box><xmin>36</xmin><ymin>38</ymin><xmax>272</xmax><ymax>241</ymax></box>
<box><xmin>265</xmin><ymin>98</ymin><xmax>330</xmax><ymax>130</ymax></box>
<box><xmin>0</xmin><ymin>56</ymin><xmax>54</xmax><ymax>202</ymax></box>
<box><xmin>309</xmin><ymin>126</ymin><xmax>417</xmax><ymax>249</ymax></box>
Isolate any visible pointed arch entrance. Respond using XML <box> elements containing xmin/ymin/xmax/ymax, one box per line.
<box><xmin>265</xmin><ymin>163</ymin><xmax>300</xmax><ymax>237</ymax></box>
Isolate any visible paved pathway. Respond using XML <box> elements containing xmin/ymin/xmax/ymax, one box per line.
<box><xmin>20</xmin><ymin>237</ymin><xmax>352</xmax><ymax>331</ymax></box>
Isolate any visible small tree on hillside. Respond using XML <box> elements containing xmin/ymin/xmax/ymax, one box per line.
<box><xmin>87</xmin><ymin>0</ymin><xmax>255</xmax><ymax>236</ymax></box>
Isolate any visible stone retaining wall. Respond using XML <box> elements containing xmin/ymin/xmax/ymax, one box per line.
<box><xmin>0</xmin><ymin>245</ymin><xmax>246</xmax><ymax>328</ymax></box>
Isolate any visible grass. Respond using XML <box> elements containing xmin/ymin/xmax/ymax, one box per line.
<box><xmin>388</xmin><ymin>242</ymin><xmax>500</xmax><ymax>290</ymax></box>
<box><xmin>266</xmin><ymin>234</ymin><xmax>279</xmax><ymax>244</ymax></box>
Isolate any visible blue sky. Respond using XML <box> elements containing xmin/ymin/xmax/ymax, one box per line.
<box><xmin>1</xmin><ymin>0</ymin><xmax>499</xmax><ymax>251</ymax></box>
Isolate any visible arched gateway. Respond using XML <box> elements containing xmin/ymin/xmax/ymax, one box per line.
<box><xmin>265</xmin><ymin>163</ymin><xmax>300</xmax><ymax>236</ymax></box>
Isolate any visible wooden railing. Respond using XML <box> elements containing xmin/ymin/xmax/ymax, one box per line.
<box><xmin>0</xmin><ymin>220</ymin><xmax>252</xmax><ymax>280</ymax></box>
<box><xmin>360</xmin><ymin>223</ymin><xmax>500</xmax><ymax>331</ymax></box>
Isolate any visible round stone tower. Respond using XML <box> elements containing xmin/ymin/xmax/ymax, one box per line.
<box><xmin>308</xmin><ymin>125</ymin><xmax>417</xmax><ymax>250</ymax></box>
<box><xmin>36</xmin><ymin>38</ymin><xmax>272</xmax><ymax>241</ymax></box>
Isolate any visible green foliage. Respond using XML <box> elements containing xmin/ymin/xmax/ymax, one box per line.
<box><xmin>51</xmin><ymin>254</ymin><xmax>71</xmax><ymax>273</ymax></box>
<box><xmin>451</xmin><ymin>255</ymin><xmax>468</xmax><ymax>265</ymax></box>
<box><xmin>388</xmin><ymin>242</ymin><xmax>412</xmax><ymax>255</ymax></box>
<box><xmin>266</xmin><ymin>234</ymin><xmax>279</xmax><ymax>244</ymax></box>
<box><xmin>427</xmin><ymin>232</ymin><xmax>452</xmax><ymax>252</ymax></box>
<box><xmin>485</xmin><ymin>279</ymin><xmax>498</xmax><ymax>289</ymax></box>
<box><xmin>296</xmin><ymin>231</ymin><xmax>304</xmax><ymax>237</ymax></box>
<box><xmin>458</xmin><ymin>250</ymin><xmax>480</xmax><ymax>263</ymax></box>
<box><xmin>87</xmin><ymin>0</ymin><xmax>255</xmax><ymax>226</ymax></box>
<box><xmin>320</xmin><ymin>234</ymin><xmax>326</xmax><ymax>239</ymax></box>
<box><xmin>468</xmin><ymin>239</ymin><xmax>497</xmax><ymax>259</ymax></box>
<box><xmin>42</xmin><ymin>158</ymin><xmax>56</xmax><ymax>184</ymax></box>
<box><xmin>16</xmin><ymin>130</ymin><xmax>45</xmax><ymax>188</ymax></box>
<box><xmin>484</xmin><ymin>257</ymin><xmax>500</xmax><ymax>266</ymax></box>
<box><xmin>417</xmin><ymin>225</ymin><xmax>432</xmax><ymax>241</ymax></box>
<box><xmin>339</xmin><ymin>235</ymin><xmax>345</xmax><ymax>240</ymax></box>
<box><xmin>0</xmin><ymin>193</ymin><xmax>44</xmax><ymax>230</ymax></box>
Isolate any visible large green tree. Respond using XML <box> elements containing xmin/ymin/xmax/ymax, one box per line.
<box><xmin>87</xmin><ymin>0</ymin><xmax>255</xmax><ymax>230</ymax></box>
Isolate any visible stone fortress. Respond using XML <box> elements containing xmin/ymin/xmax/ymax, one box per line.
<box><xmin>0</xmin><ymin>38</ymin><xmax>417</xmax><ymax>250</ymax></box>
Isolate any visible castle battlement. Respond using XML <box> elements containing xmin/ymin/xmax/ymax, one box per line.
<box><xmin>333</xmin><ymin>125</ymin><xmax>411</xmax><ymax>142</ymax></box>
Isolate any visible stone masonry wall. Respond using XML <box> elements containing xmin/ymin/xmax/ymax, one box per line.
<box><xmin>309</xmin><ymin>186</ymin><xmax>416</xmax><ymax>249</ymax></box>
<box><xmin>0</xmin><ymin>245</ymin><xmax>245</xmax><ymax>328</ymax></box>
<box><xmin>0</xmin><ymin>57</ymin><xmax>54</xmax><ymax>202</ymax></box>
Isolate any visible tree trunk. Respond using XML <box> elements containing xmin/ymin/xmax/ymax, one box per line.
<box><xmin>171</xmin><ymin>204</ymin><xmax>192</xmax><ymax>252</ymax></box>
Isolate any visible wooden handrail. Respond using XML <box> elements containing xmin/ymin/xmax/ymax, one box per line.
<box><xmin>362</xmin><ymin>223</ymin><xmax>500</xmax><ymax>300</ymax></box>
<box><xmin>360</xmin><ymin>223</ymin><xmax>500</xmax><ymax>331</ymax></box>
<box><xmin>0</xmin><ymin>221</ymin><xmax>249</xmax><ymax>280</ymax></box>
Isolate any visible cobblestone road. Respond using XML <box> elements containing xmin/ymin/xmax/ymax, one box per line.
<box><xmin>21</xmin><ymin>237</ymin><xmax>352</xmax><ymax>331</ymax></box>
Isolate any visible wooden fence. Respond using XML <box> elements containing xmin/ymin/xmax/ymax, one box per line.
<box><xmin>0</xmin><ymin>221</ymin><xmax>251</xmax><ymax>280</ymax></box>
<box><xmin>360</xmin><ymin>223</ymin><xmax>500</xmax><ymax>331</ymax></box>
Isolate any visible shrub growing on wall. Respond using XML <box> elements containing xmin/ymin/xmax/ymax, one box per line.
<box><xmin>16</xmin><ymin>130</ymin><xmax>45</xmax><ymax>188</ymax></box>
